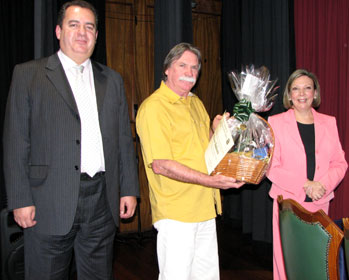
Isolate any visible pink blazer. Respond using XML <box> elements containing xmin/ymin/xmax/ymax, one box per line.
<box><xmin>267</xmin><ymin>108</ymin><xmax>347</xmax><ymax>206</ymax></box>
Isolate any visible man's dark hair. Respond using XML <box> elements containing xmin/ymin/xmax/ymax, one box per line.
<box><xmin>57</xmin><ymin>0</ymin><xmax>98</xmax><ymax>29</ymax></box>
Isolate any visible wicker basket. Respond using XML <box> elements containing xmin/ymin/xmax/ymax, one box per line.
<box><xmin>210</xmin><ymin>115</ymin><xmax>274</xmax><ymax>185</ymax></box>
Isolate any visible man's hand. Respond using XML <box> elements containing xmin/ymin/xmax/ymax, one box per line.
<box><xmin>209</xmin><ymin>174</ymin><xmax>245</xmax><ymax>190</ymax></box>
<box><xmin>120</xmin><ymin>196</ymin><xmax>137</xmax><ymax>219</ymax></box>
<box><xmin>210</xmin><ymin>112</ymin><xmax>230</xmax><ymax>138</ymax></box>
<box><xmin>13</xmin><ymin>206</ymin><xmax>37</xmax><ymax>228</ymax></box>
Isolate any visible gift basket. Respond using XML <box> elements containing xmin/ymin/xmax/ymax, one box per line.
<box><xmin>210</xmin><ymin>65</ymin><xmax>278</xmax><ymax>184</ymax></box>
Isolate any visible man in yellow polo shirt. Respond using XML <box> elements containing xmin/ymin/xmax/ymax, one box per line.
<box><xmin>136</xmin><ymin>43</ymin><xmax>244</xmax><ymax>280</ymax></box>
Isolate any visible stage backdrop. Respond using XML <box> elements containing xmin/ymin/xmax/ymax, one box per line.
<box><xmin>221</xmin><ymin>0</ymin><xmax>295</xmax><ymax>243</ymax></box>
<box><xmin>294</xmin><ymin>0</ymin><xmax>349</xmax><ymax>220</ymax></box>
<box><xmin>154</xmin><ymin>0</ymin><xmax>193</xmax><ymax>90</ymax></box>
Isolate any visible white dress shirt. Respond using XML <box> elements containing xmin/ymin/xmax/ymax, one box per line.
<box><xmin>57</xmin><ymin>50</ymin><xmax>105</xmax><ymax>174</ymax></box>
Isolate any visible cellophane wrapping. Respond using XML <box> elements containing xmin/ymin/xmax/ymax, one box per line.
<box><xmin>212</xmin><ymin>65</ymin><xmax>278</xmax><ymax>183</ymax></box>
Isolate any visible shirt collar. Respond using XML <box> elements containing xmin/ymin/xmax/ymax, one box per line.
<box><xmin>57</xmin><ymin>49</ymin><xmax>91</xmax><ymax>72</ymax></box>
<box><xmin>159</xmin><ymin>81</ymin><xmax>195</xmax><ymax>104</ymax></box>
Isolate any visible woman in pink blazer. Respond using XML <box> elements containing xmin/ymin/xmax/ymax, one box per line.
<box><xmin>267</xmin><ymin>69</ymin><xmax>347</xmax><ymax>280</ymax></box>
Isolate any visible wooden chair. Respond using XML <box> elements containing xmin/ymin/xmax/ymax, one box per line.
<box><xmin>278</xmin><ymin>195</ymin><xmax>344</xmax><ymax>280</ymax></box>
<box><xmin>342</xmin><ymin>217</ymin><xmax>349</xmax><ymax>277</ymax></box>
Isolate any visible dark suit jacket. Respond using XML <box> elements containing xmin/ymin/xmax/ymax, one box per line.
<box><xmin>3</xmin><ymin>53</ymin><xmax>139</xmax><ymax>235</ymax></box>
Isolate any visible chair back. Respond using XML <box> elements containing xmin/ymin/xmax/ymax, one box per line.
<box><xmin>278</xmin><ymin>196</ymin><xmax>343</xmax><ymax>280</ymax></box>
<box><xmin>342</xmin><ymin>217</ymin><xmax>349</xmax><ymax>277</ymax></box>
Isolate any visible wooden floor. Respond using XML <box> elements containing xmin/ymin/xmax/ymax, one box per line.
<box><xmin>113</xmin><ymin>218</ymin><xmax>273</xmax><ymax>280</ymax></box>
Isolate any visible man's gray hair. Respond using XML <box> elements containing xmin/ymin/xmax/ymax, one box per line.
<box><xmin>162</xmin><ymin>43</ymin><xmax>201</xmax><ymax>81</ymax></box>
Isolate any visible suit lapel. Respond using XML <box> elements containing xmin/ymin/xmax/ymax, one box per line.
<box><xmin>287</xmin><ymin>108</ymin><xmax>326</xmax><ymax>152</ymax></box>
<box><xmin>45</xmin><ymin>55</ymin><xmax>107</xmax><ymax>118</ymax></box>
<box><xmin>313</xmin><ymin>109</ymin><xmax>325</xmax><ymax>154</ymax></box>
<box><xmin>45</xmin><ymin>54</ymin><xmax>79</xmax><ymax>115</ymax></box>
<box><xmin>284</xmin><ymin>109</ymin><xmax>305</xmax><ymax>150</ymax></box>
<box><xmin>92</xmin><ymin>61</ymin><xmax>107</xmax><ymax>117</ymax></box>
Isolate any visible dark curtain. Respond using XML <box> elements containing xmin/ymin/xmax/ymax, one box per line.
<box><xmin>34</xmin><ymin>0</ymin><xmax>59</xmax><ymax>59</ymax></box>
<box><xmin>154</xmin><ymin>0</ymin><xmax>193</xmax><ymax>90</ymax></box>
<box><xmin>0</xmin><ymin>0</ymin><xmax>35</xmax><ymax>209</ymax></box>
<box><xmin>0</xmin><ymin>0</ymin><xmax>106</xmax><ymax>209</ymax></box>
<box><xmin>221</xmin><ymin>0</ymin><xmax>295</xmax><ymax>243</ymax></box>
<box><xmin>294</xmin><ymin>0</ymin><xmax>349</xmax><ymax>220</ymax></box>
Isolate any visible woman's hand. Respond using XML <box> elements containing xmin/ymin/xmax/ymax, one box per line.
<box><xmin>304</xmin><ymin>180</ymin><xmax>326</xmax><ymax>201</ymax></box>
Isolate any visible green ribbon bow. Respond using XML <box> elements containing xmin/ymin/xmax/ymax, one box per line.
<box><xmin>233</xmin><ymin>99</ymin><xmax>255</xmax><ymax>122</ymax></box>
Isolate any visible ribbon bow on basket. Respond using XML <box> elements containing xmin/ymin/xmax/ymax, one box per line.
<box><xmin>233</xmin><ymin>99</ymin><xmax>255</xmax><ymax>122</ymax></box>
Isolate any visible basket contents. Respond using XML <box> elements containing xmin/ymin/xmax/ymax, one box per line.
<box><xmin>205</xmin><ymin>65</ymin><xmax>278</xmax><ymax>184</ymax></box>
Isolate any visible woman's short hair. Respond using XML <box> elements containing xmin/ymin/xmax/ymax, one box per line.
<box><xmin>162</xmin><ymin>43</ymin><xmax>201</xmax><ymax>81</ymax></box>
<box><xmin>57</xmin><ymin>0</ymin><xmax>98</xmax><ymax>29</ymax></box>
<box><xmin>283</xmin><ymin>69</ymin><xmax>321</xmax><ymax>109</ymax></box>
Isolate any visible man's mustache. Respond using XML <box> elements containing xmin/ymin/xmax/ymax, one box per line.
<box><xmin>179</xmin><ymin>76</ymin><xmax>196</xmax><ymax>83</ymax></box>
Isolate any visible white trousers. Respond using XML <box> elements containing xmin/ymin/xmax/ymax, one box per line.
<box><xmin>154</xmin><ymin>218</ymin><xmax>220</xmax><ymax>280</ymax></box>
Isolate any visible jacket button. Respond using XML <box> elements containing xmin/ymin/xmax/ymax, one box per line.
<box><xmin>75</xmin><ymin>165</ymin><xmax>79</xmax><ymax>171</ymax></box>
<box><xmin>76</xmin><ymin>140</ymin><xmax>80</xmax><ymax>145</ymax></box>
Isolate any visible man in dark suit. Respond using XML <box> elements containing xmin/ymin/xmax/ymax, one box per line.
<box><xmin>3</xmin><ymin>1</ymin><xmax>139</xmax><ymax>279</ymax></box>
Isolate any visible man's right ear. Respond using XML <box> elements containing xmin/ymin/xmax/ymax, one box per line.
<box><xmin>55</xmin><ymin>25</ymin><xmax>61</xmax><ymax>40</ymax></box>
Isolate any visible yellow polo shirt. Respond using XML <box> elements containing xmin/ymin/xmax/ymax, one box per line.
<box><xmin>136</xmin><ymin>81</ymin><xmax>222</xmax><ymax>224</ymax></box>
